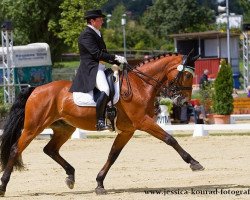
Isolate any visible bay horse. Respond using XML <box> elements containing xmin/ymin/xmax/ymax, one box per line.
<box><xmin>0</xmin><ymin>52</ymin><xmax>204</xmax><ymax>196</ymax></box>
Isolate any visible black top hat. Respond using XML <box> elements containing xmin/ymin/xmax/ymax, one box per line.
<box><xmin>84</xmin><ymin>9</ymin><xmax>106</xmax><ymax>19</ymax></box>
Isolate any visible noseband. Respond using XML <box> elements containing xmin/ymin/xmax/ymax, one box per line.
<box><xmin>165</xmin><ymin>64</ymin><xmax>194</xmax><ymax>97</ymax></box>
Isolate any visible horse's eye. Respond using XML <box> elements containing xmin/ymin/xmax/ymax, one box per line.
<box><xmin>185</xmin><ymin>73</ymin><xmax>192</xmax><ymax>79</ymax></box>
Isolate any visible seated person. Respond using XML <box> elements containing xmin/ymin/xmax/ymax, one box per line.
<box><xmin>187</xmin><ymin>102</ymin><xmax>206</xmax><ymax>124</ymax></box>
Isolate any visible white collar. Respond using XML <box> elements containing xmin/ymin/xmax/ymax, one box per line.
<box><xmin>87</xmin><ymin>25</ymin><xmax>101</xmax><ymax>37</ymax></box>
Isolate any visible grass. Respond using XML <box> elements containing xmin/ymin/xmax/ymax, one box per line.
<box><xmin>52</xmin><ymin>68</ymin><xmax>76</xmax><ymax>81</ymax></box>
<box><xmin>53</xmin><ymin>61</ymin><xmax>79</xmax><ymax>69</ymax></box>
<box><xmin>52</xmin><ymin>61</ymin><xmax>79</xmax><ymax>81</ymax></box>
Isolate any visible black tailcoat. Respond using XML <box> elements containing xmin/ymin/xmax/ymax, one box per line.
<box><xmin>69</xmin><ymin>26</ymin><xmax>118</xmax><ymax>93</ymax></box>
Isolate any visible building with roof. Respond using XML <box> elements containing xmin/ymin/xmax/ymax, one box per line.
<box><xmin>170</xmin><ymin>31</ymin><xmax>240</xmax><ymax>87</ymax></box>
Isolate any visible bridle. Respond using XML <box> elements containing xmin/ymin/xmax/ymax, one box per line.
<box><xmin>164</xmin><ymin>62</ymin><xmax>194</xmax><ymax>98</ymax></box>
<box><xmin>120</xmin><ymin>55</ymin><xmax>195</xmax><ymax>100</ymax></box>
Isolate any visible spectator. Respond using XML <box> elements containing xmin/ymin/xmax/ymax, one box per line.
<box><xmin>199</xmin><ymin>69</ymin><xmax>209</xmax><ymax>89</ymax></box>
<box><xmin>180</xmin><ymin>104</ymin><xmax>188</xmax><ymax>124</ymax></box>
<box><xmin>187</xmin><ymin>101</ymin><xmax>207</xmax><ymax>124</ymax></box>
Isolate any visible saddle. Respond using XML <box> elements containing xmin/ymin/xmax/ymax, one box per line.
<box><xmin>72</xmin><ymin>68</ymin><xmax>119</xmax><ymax>131</ymax></box>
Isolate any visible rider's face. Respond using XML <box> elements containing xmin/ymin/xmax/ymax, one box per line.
<box><xmin>91</xmin><ymin>17</ymin><xmax>104</xmax><ymax>30</ymax></box>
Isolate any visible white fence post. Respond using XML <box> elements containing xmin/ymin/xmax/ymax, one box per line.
<box><xmin>193</xmin><ymin>124</ymin><xmax>208</xmax><ymax>137</ymax></box>
<box><xmin>71</xmin><ymin>128</ymin><xmax>87</xmax><ymax>139</ymax></box>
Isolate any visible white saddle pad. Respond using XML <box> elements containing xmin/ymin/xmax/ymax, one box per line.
<box><xmin>73</xmin><ymin>79</ymin><xmax>120</xmax><ymax>107</ymax></box>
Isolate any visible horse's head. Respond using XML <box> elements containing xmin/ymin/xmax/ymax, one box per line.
<box><xmin>120</xmin><ymin>52</ymin><xmax>199</xmax><ymax>106</ymax></box>
<box><xmin>163</xmin><ymin>52</ymin><xmax>199</xmax><ymax>106</ymax></box>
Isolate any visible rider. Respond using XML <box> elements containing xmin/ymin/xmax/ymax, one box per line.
<box><xmin>69</xmin><ymin>9</ymin><xmax>127</xmax><ymax>131</ymax></box>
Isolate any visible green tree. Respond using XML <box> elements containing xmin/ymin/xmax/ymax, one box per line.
<box><xmin>0</xmin><ymin>7</ymin><xmax>4</xmax><ymax>24</ymax></box>
<box><xmin>50</xmin><ymin>0</ymin><xmax>107</xmax><ymax>52</ymax></box>
<box><xmin>212</xmin><ymin>60</ymin><xmax>233</xmax><ymax>115</ymax></box>
<box><xmin>107</xmin><ymin>4</ymin><xmax>126</xmax><ymax>30</ymax></box>
<box><xmin>0</xmin><ymin>0</ymin><xmax>107</xmax><ymax>60</ymax></box>
<box><xmin>102</xmin><ymin>28</ymin><xmax>123</xmax><ymax>49</ymax></box>
<box><xmin>102</xmin><ymin>0</ymin><xmax>152</xmax><ymax>19</ymax></box>
<box><xmin>239</xmin><ymin>0</ymin><xmax>250</xmax><ymax>22</ymax></box>
<box><xmin>126</xmin><ymin>23</ymin><xmax>164</xmax><ymax>50</ymax></box>
<box><xmin>104</xmin><ymin>4</ymin><xmax>166</xmax><ymax>51</ymax></box>
<box><xmin>0</xmin><ymin>0</ymin><xmax>65</xmax><ymax>60</ymax></box>
<box><xmin>142</xmin><ymin>0</ymin><xmax>215</xmax><ymax>37</ymax></box>
<box><xmin>198</xmin><ymin>0</ymin><xmax>217</xmax><ymax>10</ymax></box>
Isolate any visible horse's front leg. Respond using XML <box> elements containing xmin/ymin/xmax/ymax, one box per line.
<box><xmin>44</xmin><ymin>124</ymin><xmax>76</xmax><ymax>190</ymax></box>
<box><xmin>95</xmin><ymin>131</ymin><xmax>134</xmax><ymax>195</ymax></box>
<box><xmin>136</xmin><ymin>116</ymin><xmax>204</xmax><ymax>171</ymax></box>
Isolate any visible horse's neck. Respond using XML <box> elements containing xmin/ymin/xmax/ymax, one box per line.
<box><xmin>135</xmin><ymin>57</ymin><xmax>171</xmax><ymax>82</ymax></box>
<box><xmin>120</xmin><ymin>55</ymin><xmax>180</xmax><ymax>105</ymax></box>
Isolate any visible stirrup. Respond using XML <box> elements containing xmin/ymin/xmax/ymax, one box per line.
<box><xmin>96</xmin><ymin>121</ymin><xmax>111</xmax><ymax>131</ymax></box>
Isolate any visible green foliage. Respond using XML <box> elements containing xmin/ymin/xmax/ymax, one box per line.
<box><xmin>198</xmin><ymin>83</ymin><xmax>214</xmax><ymax>114</ymax></box>
<box><xmin>104</xmin><ymin>4</ymin><xmax>164</xmax><ymax>51</ymax></box>
<box><xmin>212</xmin><ymin>60</ymin><xmax>234</xmax><ymax>115</ymax></box>
<box><xmin>1</xmin><ymin>0</ymin><xmax>249</xmax><ymax>62</ymax></box>
<box><xmin>49</xmin><ymin>0</ymin><xmax>107</xmax><ymax>52</ymax></box>
<box><xmin>142</xmin><ymin>0</ymin><xmax>215</xmax><ymax>37</ymax></box>
<box><xmin>0</xmin><ymin>0</ymin><xmax>107</xmax><ymax>59</ymax></box>
<box><xmin>0</xmin><ymin>104</ymin><xmax>10</xmax><ymax>117</ymax></box>
<box><xmin>239</xmin><ymin>0</ymin><xmax>250</xmax><ymax>22</ymax></box>
<box><xmin>53</xmin><ymin>61</ymin><xmax>80</xmax><ymax>68</ymax></box>
<box><xmin>107</xmin><ymin>4</ymin><xmax>126</xmax><ymax>30</ymax></box>
<box><xmin>103</xmin><ymin>28</ymin><xmax>123</xmax><ymax>50</ymax></box>
<box><xmin>159</xmin><ymin>40</ymin><xmax>174</xmax><ymax>51</ymax></box>
<box><xmin>0</xmin><ymin>88</ymin><xmax>10</xmax><ymax>117</ymax></box>
<box><xmin>159</xmin><ymin>97</ymin><xmax>173</xmax><ymax>114</ymax></box>
<box><xmin>126</xmin><ymin>23</ymin><xmax>161</xmax><ymax>50</ymax></box>
<box><xmin>0</xmin><ymin>0</ymin><xmax>66</xmax><ymax>61</ymax></box>
<box><xmin>102</xmin><ymin>0</ymin><xmax>153</xmax><ymax>19</ymax></box>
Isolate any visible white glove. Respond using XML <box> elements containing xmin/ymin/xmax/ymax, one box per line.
<box><xmin>111</xmin><ymin>64</ymin><xmax>122</xmax><ymax>72</ymax></box>
<box><xmin>115</xmin><ymin>55</ymin><xmax>128</xmax><ymax>64</ymax></box>
<box><xmin>111</xmin><ymin>65</ymin><xmax>119</xmax><ymax>82</ymax></box>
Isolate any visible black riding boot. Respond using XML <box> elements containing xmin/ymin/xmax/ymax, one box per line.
<box><xmin>96</xmin><ymin>92</ymin><xmax>110</xmax><ymax>131</ymax></box>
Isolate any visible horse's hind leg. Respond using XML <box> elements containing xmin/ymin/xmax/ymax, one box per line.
<box><xmin>43</xmin><ymin>121</ymin><xmax>76</xmax><ymax>189</ymax></box>
<box><xmin>95</xmin><ymin>130</ymin><xmax>134</xmax><ymax>194</ymax></box>
<box><xmin>0</xmin><ymin>129</ymin><xmax>39</xmax><ymax>196</ymax></box>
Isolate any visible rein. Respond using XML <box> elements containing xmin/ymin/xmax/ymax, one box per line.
<box><xmin>120</xmin><ymin>62</ymin><xmax>193</xmax><ymax>99</ymax></box>
<box><xmin>126</xmin><ymin>63</ymin><xmax>163</xmax><ymax>87</ymax></box>
<box><xmin>120</xmin><ymin>63</ymin><xmax>165</xmax><ymax>99</ymax></box>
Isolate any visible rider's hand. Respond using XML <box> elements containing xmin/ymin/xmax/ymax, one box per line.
<box><xmin>115</xmin><ymin>55</ymin><xmax>128</xmax><ymax>64</ymax></box>
<box><xmin>112</xmin><ymin>64</ymin><xmax>122</xmax><ymax>72</ymax></box>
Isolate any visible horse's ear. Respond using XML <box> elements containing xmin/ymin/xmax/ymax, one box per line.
<box><xmin>185</xmin><ymin>54</ymin><xmax>200</xmax><ymax>67</ymax></box>
<box><xmin>191</xmin><ymin>54</ymin><xmax>200</xmax><ymax>62</ymax></box>
<box><xmin>187</xmin><ymin>48</ymin><xmax>194</xmax><ymax>56</ymax></box>
<box><xmin>183</xmin><ymin>49</ymin><xmax>194</xmax><ymax>65</ymax></box>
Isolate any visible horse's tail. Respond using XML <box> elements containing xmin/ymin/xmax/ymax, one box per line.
<box><xmin>0</xmin><ymin>86</ymin><xmax>36</xmax><ymax>171</ymax></box>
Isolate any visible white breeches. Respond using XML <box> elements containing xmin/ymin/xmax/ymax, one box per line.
<box><xmin>96</xmin><ymin>64</ymin><xmax>110</xmax><ymax>96</ymax></box>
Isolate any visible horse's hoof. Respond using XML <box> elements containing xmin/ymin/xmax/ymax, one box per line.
<box><xmin>190</xmin><ymin>162</ymin><xmax>205</xmax><ymax>171</ymax></box>
<box><xmin>0</xmin><ymin>186</ymin><xmax>5</xmax><ymax>197</ymax></box>
<box><xmin>0</xmin><ymin>191</ymin><xmax>5</xmax><ymax>197</ymax></box>
<box><xmin>65</xmin><ymin>175</ymin><xmax>75</xmax><ymax>189</ymax></box>
<box><xmin>95</xmin><ymin>187</ymin><xmax>107</xmax><ymax>195</ymax></box>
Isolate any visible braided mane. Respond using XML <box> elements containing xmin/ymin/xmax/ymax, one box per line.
<box><xmin>134</xmin><ymin>52</ymin><xmax>179</xmax><ymax>68</ymax></box>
